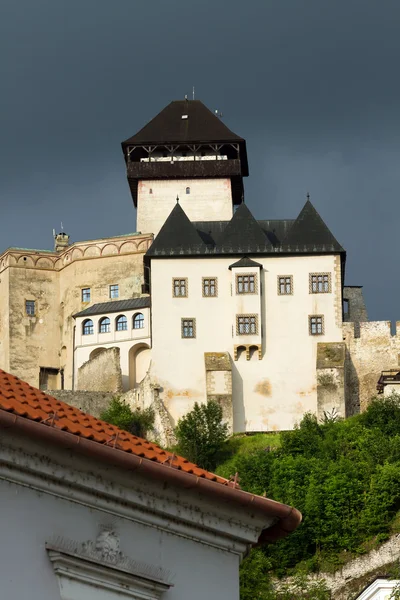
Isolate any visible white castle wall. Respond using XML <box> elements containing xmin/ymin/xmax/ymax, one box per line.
<box><xmin>137</xmin><ymin>178</ymin><xmax>233</xmax><ymax>236</ymax></box>
<box><xmin>150</xmin><ymin>253</ymin><xmax>343</xmax><ymax>432</ymax></box>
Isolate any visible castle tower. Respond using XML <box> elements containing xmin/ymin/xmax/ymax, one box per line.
<box><xmin>121</xmin><ymin>99</ymin><xmax>248</xmax><ymax>236</ymax></box>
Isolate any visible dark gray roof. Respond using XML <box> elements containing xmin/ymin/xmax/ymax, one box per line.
<box><xmin>73</xmin><ymin>297</ymin><xmax>151</xmax><ymax>318</ymax></box>
<box><xmin>146</xmin><ymin>200</ymin><xmax>345</xmax><ymax>258</ymax></box>
<box><xmin>281</xmin><ymin>200</ymin><xmax>344</xmax><ymax>251</ymax></box>
<box><xmin>229</xmin><ymin>257</ymin><xmax>263</xmax><ymax>269</ymax></box>
<box><xmin>122</xmin><ymin>100</ymin><xmax>244</xmax><ymax>146</ymax></box>
<box><xmin>147</xmin><ymin>202</ymin><xmax>207</xmax><ymax>256</ymax></box>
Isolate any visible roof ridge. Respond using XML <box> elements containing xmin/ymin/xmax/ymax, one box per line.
<box><xmin>0</xmin><ymin>368</ymin><xmax>226</xmax><ymax>484</ymax></box>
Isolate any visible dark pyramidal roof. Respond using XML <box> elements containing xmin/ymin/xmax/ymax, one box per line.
<box><xmin>122</xmin><ymin>100</ymin><xmax>244</xmax><ymax>146</ymax></box>
<box><xmin>146</xmin><ymin>199</ymin><xmax>345</xmax><ymax>258</ymax></box>
<box><xmin>229</xmin><ymin>257</ymin><xmax>263</xmax><ymax>270</ymax></box>
<box><xmin>73</xmin><ymin>297</ymin><xmax>151</xmax><ymax>318</ymax></box>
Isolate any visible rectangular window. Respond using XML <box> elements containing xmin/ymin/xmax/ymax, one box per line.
<box><xmin>237</xmin><ymin>314</ymin><xmax>258</xmax><ymax>335</ymax></box>
<box><xmin>278</xmin><ymin>275</ymin><xmax>293</xmax><ymax>295</ymax></box>
<box><xmin>310</xmin><ymin>273</ymin><xmax>331</xmax><ymax>293</ymax></box>
<box><xmin>173</xmin><ymin>278</ymin><xmax>188</xmax><ymax>297</ymax></box>
<box><xmin>26</xmin><ymin>300</ymin><xmax>35</xmax><ymax>316</ymax></box>
<box><xmin>109</xmin><ymin>284</ymin><xmax>119</xmax><ymax>299</ymax></box>
<box><xmin>181</xmin><ymin>318</ymin><xmax>196</xmax><ymax>338</ymax></box>
<box><xmin>81</xmin><ymin>288</ymin><xmax>91</xmax><ymax>302</ymax></box>
<box><xmin>202</xmin><ymin>277</ymin><xmax>217</xmax><ymax>297</ymax></box>
<box><xmin>236</xmin><ymin>274</ymin><xmax>256</xmax><ymax>294</ymax></box>
<box><xmin>309</xmin><ymin>315</ymin><xmax>324</xmax><ymax>335</ymax></box>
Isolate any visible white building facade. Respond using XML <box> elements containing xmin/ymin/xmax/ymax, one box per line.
<box><xmin>0</xmin><ymin>370</ymin><xmax>301</xmax><ymax>600</ymax></box>
<box><xmin>68</xmin><ymin>98</ymin><xmax>348</xmax><ymax>432</ymax></box>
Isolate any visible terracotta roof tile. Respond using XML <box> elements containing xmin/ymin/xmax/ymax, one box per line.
<box><xmin>0</xmin><ymin>370</ymin><xmax>228</xmax><ymax>485</ymax></box>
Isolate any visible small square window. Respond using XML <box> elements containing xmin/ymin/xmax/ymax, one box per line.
<box><xmin>182</xmin><ymin>318</ymin><xmax>196</xmax><ymax>338</ymax></box>
<box><xmin>202</xmin><ymin>277</ymin><xmax>217</xmax><ymax>297</ymax></box>
<box><xmin>278</xmin><ymin>276</ymin><xmax>293</xmax><ymax>295</ymax></box>
<box><xmin>236</xmin><ymin>274</ymin><xmax>257</xmax><ymax>294</ymax></box>
<box><xmin>26</xmin><ymin>300</ymin><xmax>35</xmax><ymax>316</ymax></box>
<box><xmin>236</xmin><ymin>314</ymin><xmax>258</xmax><ymax>335</ymax></box>
<box><xmin>81</xmin><ymin>288</ymin><xmax>91</xmax><ymax>303</ymax></box>
<box><xmin>173</xmin><ymin>278</ymin><xmax>188</xmax><ymax>297</ymax></box>
<box><xmin>109</xmin><ymin>284</ymin><xmax>119</xmax><ymax>299</ymax></box>
<box><xmin>310</xmin><ymin>273</ymin><xmax>331</xmax><ymax>294</ymax></box>
<box><xmin>309</xmin><ymin>315</ymin><xmax>324</xmax><ymax>335</ymax></box>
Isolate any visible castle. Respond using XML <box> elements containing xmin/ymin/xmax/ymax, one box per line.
<box><xmin>0</xmin><ymin>98</ymin><xmax>397</xmax><ymax>436</ymax></box>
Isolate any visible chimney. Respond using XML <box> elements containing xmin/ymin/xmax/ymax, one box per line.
<box><xmin>54</xmin><ymin>232</ymin><xmax>70</xmax><ymax>252</ymax></box>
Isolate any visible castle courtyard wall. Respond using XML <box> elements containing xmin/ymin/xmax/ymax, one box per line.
<box><xmin>343</xmin><ymin>321</ymin><xmax>400</xmax><ymax>413</ymax></box>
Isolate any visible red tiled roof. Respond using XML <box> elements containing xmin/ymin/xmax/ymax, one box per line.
<box><xmin>0</xmin><ymin>369</ymin><xmax>227</xmax><ymax>484</ymax></box>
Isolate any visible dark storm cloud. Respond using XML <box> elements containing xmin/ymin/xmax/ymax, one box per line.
<box><xmin>1</xmin><ymin>0</ymin><xmax>400</xmax><ymax>320</ymax></box>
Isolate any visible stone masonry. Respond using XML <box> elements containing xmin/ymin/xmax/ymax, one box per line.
<box><xmin>77</xmin><ymin>347</ymin><xmax>123</xmax><ymax>393</ymax></box>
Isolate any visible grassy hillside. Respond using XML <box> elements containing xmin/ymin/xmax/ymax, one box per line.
<box><xmin>213</xmin><ymin>396</ymin><xmax>400</xmax><ymax>599</ymax></box>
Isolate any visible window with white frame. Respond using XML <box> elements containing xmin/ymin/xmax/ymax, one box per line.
<box><xmin>116</xmin><ymin>315</ymin><xmax>128</xmax><ymax>331</ymax></box>
<box><xmin>181</xmin><ymin>318</ymin><xmax>195</xmax><ymax>338</ymax></box>
<box><xmin>81</xmin><ymin>288</ymin><xmax>91</xmax><ymax>302</ymax></box>
<box><xmin>133</xmin><ymin>313</ymin><xmax>144</xmax><ymax>329</ymax></box>
<box><xmin>309</xmin><ymin>315</ymin><xmax>324</xmax><ymax>335</ymax></box>
<box><xmin>202</xmin><ymin>277</ymin><xmax>217</xmax><ymax>297</ymax></box>
<box><xmin>277</xmin><ymin>276</ymin><xmax>293</xmax><ymax>295</ymax></box>
<box><xmin>173</xmin><ymin>278</ymin><xmax>188</xmax><ymax>297</ymax></box>
<box><xmin>82</xmin><ymin>319</ymin><xmax>94</xmax><ymax>335</ymax></box>
<box><xmin>110</xmin><ymin>284</ymin><xmax>119</xmax><ymax>299</ymax></box>
<box><xmin>236</xmin><ymin>314</ymin><xmax>258</xmax><ymax>335</ymax></box>
<box><xmin>310</xmin><ymin>273</ymin><xmax>331</xmax><ymax>294</ymax></box>
<box><xmin>99</xmin><ymin>317</ymin><xmax>110</xmax><ymax>333</ymax></box>
<box><xmin>236</xmin><ymin>273</ymin><xmax>257</xmax><ymax>294</ymax></box>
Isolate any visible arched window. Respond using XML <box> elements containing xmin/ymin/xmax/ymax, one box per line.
<box><xmin>133</xmin><ymin>313</ymin><xmax>144</xmax><ymax>329</ymax></box>
<box><xmin>116</xmin><ymin>315</ymin><xmax>128</xmax><ymax>331</ymax></box>
<box><xmin>186</xmin><ymin>186</ymin><xmax>190</xmax><ymax>194</ymax></box>
<box><xmin>99</xmin><ymin>317</ymin><xmax>110</xmax><ymax>333</ymax></box>
<box><xmin>82</xmin><ymin>319</ymin><xmax>94</xmax><ymax>335</ymax></box>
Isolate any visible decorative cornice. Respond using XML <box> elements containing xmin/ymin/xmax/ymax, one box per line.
<box><xmin>0</xmin><ymin>436</ymin><xmax>261</xmax><ymax>556</ymax></box>
<box><xmin>0</xmin><ymin>233</ymin><xmax>153</xmax><ymax>274</ymax></box>
<box><xmin>46</xmin><ymin>527</ymin><xmax>173</xmax><ymax>588</ymax></box>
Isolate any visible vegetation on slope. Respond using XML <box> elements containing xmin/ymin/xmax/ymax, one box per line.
<box><xmin>214</xmin><ymin>395</ymin><xmax>400</xmax><ymax>598</ymax></box>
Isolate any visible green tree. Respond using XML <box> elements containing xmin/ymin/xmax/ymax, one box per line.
<box><xmin>100</xmin><ymin>397</ymin><xmax>155</xmax><ymax>438</ymax></box>
<box><xmin>175</xmin><ymin>401</ymin><xmax>228</xmax><ymax>470</ymax></box>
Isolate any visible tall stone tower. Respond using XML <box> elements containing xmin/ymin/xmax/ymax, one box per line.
<box><xmin>121</xmin><ymin>99</ymin><xmax>248</xmax><ymax>236</ymax></box>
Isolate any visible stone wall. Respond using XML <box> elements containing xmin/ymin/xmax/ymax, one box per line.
<box><xmin>316</xmin><ymin>342</ymin><xmax>346</xmax><ymax>419</ymax></box>
<box><xmin>122</xmin><ymin>362</ymin><xmax>175</xmax><ymax>447</ymax></box>
<box><xmin>48</xmin><ymin>390</ymin><xmax>115</xmax><ymax>416</ymax></box>
<box><xmin>344</xmin><ymin>321</ymin><xmax>400</xmax><ymax>413</ymax></box>
<box><xmin>279</xmin><ymin>533</ymin><xmax>400</xmax><ymax>599</ymax></box>
<box><xmin>204</xmin><ymin>352</ymin><xmax>233</xmax><ymax>434</ymax></box>
<box><xmin>343</xmin><ymin>286</ymin><xmax>368</xmax><ymax>327</ymax></box>
<box><xmin>77</xmin><ymin>347</ymin><xmax>123</xmax><ymax>393</ymax></box>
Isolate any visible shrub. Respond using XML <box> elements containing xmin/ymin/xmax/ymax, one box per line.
<box><xmin>100</xmin><ymin>397</ymin><xmax>155</xmax><ymax>438</ymax></box>
<box><xmin>174</xmin><ymin>401</ymin><xmax>228</xmax><ymax>470</ymax></box>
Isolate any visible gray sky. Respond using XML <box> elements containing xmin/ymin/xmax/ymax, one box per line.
<box><xmin>1</xmin><ymin>0</ymin><xmax>399</xmax><ymax>321</ymax></box>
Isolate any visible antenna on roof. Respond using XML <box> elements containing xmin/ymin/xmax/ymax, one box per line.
<box><xmin>61</xmin><ymin>222</ymin><xmax>64</xmax><ymax>232</ymax></box>
<box><xmin>176</xmin><ymin>195</ymin><xmax>179</xmax><ymax>204</ymax></box>
<box><xmin>52</xmin><ymin>229</ymin><xmax>56</xmax><ymax>238</ymax></box>
<box><xmin>193</xmin><ymin>86</ymin><xmax>195</xmax><ymax>100</ymax></box>
<box><xmin>306</xmin><ymin>192</ymin><xmax>310</xmax><ymax>201</ymax></box>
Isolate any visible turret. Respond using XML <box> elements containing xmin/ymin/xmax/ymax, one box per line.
<box><xmin>121</xmin><ymin>99</ymin><xmax>248</xmax><ymax>236</ymax></box>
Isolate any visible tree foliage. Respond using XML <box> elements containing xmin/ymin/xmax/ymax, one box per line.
<box><xmin>100</xmin><ymin>397</ymin><xmax>155</xmax><ymax>438</ymax></box>
<box><xmin>175</xmin><ymin>400</ymin><xmax>228</xmax><ymax>470</ymax></box>
<box><xmin>214</xmin><ymin>394</ymin><xmax>400</xmax><ymax>598</ymax></box>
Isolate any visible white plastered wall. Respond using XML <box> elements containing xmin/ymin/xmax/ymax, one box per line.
<box><xmin>74</xmin><ymin>307</ymin><xmax>151</xmax><ymax>392</ymax></box>
<box><xmin>137</xmin><ymin>178</ymin><xmax>233</xmax><ymax>236</ymax></box>
<box><xmin>150</xmin><ymin>255</ymin><xmax>343</xmax><ymax>431</ymax></box>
